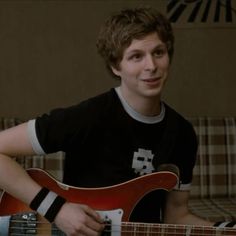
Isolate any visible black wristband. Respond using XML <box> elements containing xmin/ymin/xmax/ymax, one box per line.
<box><xmin>226</xmin><ymin>221</ymin><xmax>236</xmax><ymax>227</ymax></box>
<box><xmin>44</xmin><ymin>195</ymin><xmax>66</xmax><ymax>222</ymax></box>
<box><xmin>30</xmin><ymin>187</ymin><xmax>49</xmax><ymax>211</ymax></box>
<box><xmin>29</xmin><ymin>187</ymin><xmax>66</xmax><ymax>223</ymax></box>
<box><xmin>214</xmin><ymin>221</ymin><xmax>221</xmax><ymax>227</ymax></box>
<box><xmin>214</xmin><ymin>221</ymin><xmax>236</xmax><ymax>228</ymax></box>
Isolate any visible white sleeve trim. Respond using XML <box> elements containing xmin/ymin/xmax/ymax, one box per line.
<box><xmin>27</xmin><ymin>119</ymin><xmax>46</xmax><ymax>155</ymax></box>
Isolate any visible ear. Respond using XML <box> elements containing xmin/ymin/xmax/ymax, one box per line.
<box><xmin>110</xmin><ymin>66</ymin><xmax>121</xmax><ymax>78</ymax></box>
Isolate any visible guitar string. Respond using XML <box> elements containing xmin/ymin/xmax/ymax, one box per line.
<box><xmin>8</xmin><ymin>220</ymin><xmax>236</xmax><ymax>235</ymax></box>
<box><xmin>9</xmin><ymin>219</ymin><xmax>236</xmax><ymax>231</ymax></box>
<box><xmin>7</xmin><ymin>233</ymin><xmax>236</xmax><ymax>236</ymax></box>
<box><xmin>7</xmin><ymin>230</ymin><xmax>236</xmax><ymax>236</ymax></box>
<box><xmin>8</xmin><ymin>228</ymin><xmax>236</xmax><ymax>236</ymax></box>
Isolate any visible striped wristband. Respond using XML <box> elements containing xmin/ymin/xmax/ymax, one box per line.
<box><xmin>214</xmin><ymin>221</ymin><xmax>236</xmax><ymax>228</ymax></box>
<box><xmin>30</xmin><ymin>187</ymin><xmax>66</xmax><ymax>222</ymax></box>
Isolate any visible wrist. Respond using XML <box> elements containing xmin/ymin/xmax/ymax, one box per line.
<box><xmin>30</xmin><ymin>187</ymin><xmax>66</xmax><ymax>222</ymax></box>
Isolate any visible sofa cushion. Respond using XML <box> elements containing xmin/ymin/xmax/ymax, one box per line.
<box><xmin>189</xmin><ymin>198</ymin><xmax>236</xmax><ymax>221</ymax></box>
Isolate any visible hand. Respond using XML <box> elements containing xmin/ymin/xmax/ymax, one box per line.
<box><xmin>54</xmin><ymin>202</ymin><xmax>105</xmax><ymax>236</ymax></box>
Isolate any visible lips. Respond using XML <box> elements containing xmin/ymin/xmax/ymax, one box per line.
<box><xmin>144</xmin><ymin>78</ymin><xmax>159</xmax><ymax>82</ymax></box>
<box><xmin>142</xmin><ymin>77</ymin><xmax>161</xmax><ymax>82</ymax></box>
<box><xmin>139</xmin><ymin>77</ymin><xmax>163</xmax><ymax>88</ymax></box>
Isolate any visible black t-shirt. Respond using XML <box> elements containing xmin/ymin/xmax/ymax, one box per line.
<box><xmin>31</xmin><ymin>88</ymin><xmax>197</xmax><ymax>222</ymax></box>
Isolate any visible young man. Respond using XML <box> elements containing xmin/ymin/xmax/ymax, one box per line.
<box><xmin>0</xmin><ymin>7</ymin><xmax>214</xmax><ymax>235</ymax></box>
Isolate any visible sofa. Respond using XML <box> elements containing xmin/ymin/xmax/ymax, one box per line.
<box><xmin>1</xmin><ymin>116</ymin><xmax>236</xmax><ymax>222</ymax></box>
<box><xmin>188</xmin><ymin>117</ymin><xmax>236</xmax><ymax>222</ymax></box>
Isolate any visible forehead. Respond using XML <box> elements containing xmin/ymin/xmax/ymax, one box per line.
<box><xmin>124</xmin><ymin>32</ymin><xmax>165</xmax><ymax>54</ymax></box>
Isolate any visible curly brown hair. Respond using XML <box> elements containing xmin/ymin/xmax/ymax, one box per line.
<box><xmin>96</xmin><ymin>7</ymin><xmax>174</xmax><ymax>78</ymax></box>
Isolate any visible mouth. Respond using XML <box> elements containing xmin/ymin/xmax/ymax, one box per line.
<box><xmin>141</xmin><ymin>77</ymin><xmax>161</xmax><ymax>83</ymax></box>
<box><xmin>140</xmin><ymin>77</ymin><xmax>163</xmax><ymax>88</ymax></box>
<box><xmin>143</xmin><ymin>77</ymin><xmax>159</xmax><ymax>81</ymax></box>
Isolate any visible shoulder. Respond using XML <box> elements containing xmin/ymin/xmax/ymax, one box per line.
<box><xmin>33</xmin><ymin>89</ymin><xmax>119</xmax><ymax>152</ymax></box>
<box><xmin>35</xmin><ymin>89</ymin><xmax>119</xmax><ymax>129</ymax></box>
<box><xmin>43</xmin><ymin>89</ymin><xmax>116</xmax><ymax>118</ymax></box>
<box><xmin>78</xmin><ymin>88</ymin><xmax>118</xmax><ymax>114</ymax></box>
<box><xmin>164</xmin><ymin>103</ymin><xmax>194</xmax><ymax>133</ymax></box>
<box><xmin>70</xmin><ymin>88</ymin><xmax>117</xmax><ymax>114</ymax></box>
<box><xmin>163</xmin><ymin>103</ymin><xmax>197</xmax><ymax>153</ymax></box>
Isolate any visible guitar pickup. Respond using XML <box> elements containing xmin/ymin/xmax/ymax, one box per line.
<box><xmin>97</xmin><ymin>209</ymin><xmax>123</xmax><ymax>236</ymax></box>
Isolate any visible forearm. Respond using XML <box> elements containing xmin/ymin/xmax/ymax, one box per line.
<box><xmin>164</xmin><ymin>190</ymin><xmax>214</xmax><ymax>226</ymax></box>
<box><xmin>0</xmin><ymin>153</ymin><xmax>41</xmax><ymax>205</ymax></box>
<box><xmin>0</xmin><ymin>122</ymin><xmax>42</xmax><ymax>204</ymax></box>
<box><xmin>166</xmin><ymin>210</ymin><xmax>214</xmax><ymax>226</ymax></box>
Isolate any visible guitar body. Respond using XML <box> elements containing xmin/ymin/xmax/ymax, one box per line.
<box><xmin>0</xmin><ymin>168</ymin><xmax>178</xmax><ymax>221</ymax></box>
<box><xmin>1</xmin><ymin>169</ymin><xmax>235</xmax><ymax>235</ymax></box>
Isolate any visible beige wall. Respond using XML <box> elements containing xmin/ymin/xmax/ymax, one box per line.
<box><xmin>0</xmin><ymin>0</ymin><xmax>235</xmax><ymax>119</ymax></box>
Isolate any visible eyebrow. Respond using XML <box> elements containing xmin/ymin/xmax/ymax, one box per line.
<box><xmin>125</xmin><ymin>43</ymin><xmax>167</xmax><ymax>56</ymax></box>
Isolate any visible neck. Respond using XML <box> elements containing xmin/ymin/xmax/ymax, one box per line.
<box><xmin>119</xmin><ymin>87</ymin><xmax>161</xmax><ymax>117</ymax></box>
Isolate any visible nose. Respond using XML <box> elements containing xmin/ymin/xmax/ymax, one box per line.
<box><xmin>144</xmin><ymin>55</ymin><xmax>157</xmax><ymax>72</ymax></box>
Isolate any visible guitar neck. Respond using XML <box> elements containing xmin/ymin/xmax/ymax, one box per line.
<box><xmin>2</xmin><ymin>212</ymin><xmax>235</xmax><ymax>236</ymax></box>
<box><xmin>121</xmin><ymin>222</ymin><xmax>235</xmax><ymax>235</ymax></box>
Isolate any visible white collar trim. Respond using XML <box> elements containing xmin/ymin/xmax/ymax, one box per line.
<box><xmin>115</xmin><ymin>87</ymin><xmax>165</xmax><ymax>124</ymax></box>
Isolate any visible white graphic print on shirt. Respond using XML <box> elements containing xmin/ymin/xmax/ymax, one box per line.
<box><xmin>132</xmin><ymin>148</ymin><xmax>155</xmax><ymax>175</ymax></box>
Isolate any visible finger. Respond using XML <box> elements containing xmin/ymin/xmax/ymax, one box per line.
<box><xmin>86</xmin><ymin>218</ymin><xmax>105</xmax><ymax>233</ymax></box>
<box><xmin>82</xmin><ymin>205</ymin><xmax>104</xmax><ymax>223</ymax></box>
<box><xmin>83</xmin><ymin>207</ymin><xmax>105</xmax><ymax>233</ymax></box>
<box><xmin>80</xmin><ymin>221</ymin><xmax>104</xmax><ymax>236</ymax></box>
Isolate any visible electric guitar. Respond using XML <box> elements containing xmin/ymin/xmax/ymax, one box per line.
<box><xmin>0</xmin><ymin>168</ymin><xmax>235</xmax><ymax>235</ymax></box>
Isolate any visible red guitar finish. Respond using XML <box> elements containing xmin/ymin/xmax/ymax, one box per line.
<box><xmin>1</xmin><ymin>169</ymin><xmax>236</xmax><ymax>235</ymax></box>
<box><xmin>0</xmin><ymin>168</ymin><xmax>178</xmax><ymax>221</ymax></box>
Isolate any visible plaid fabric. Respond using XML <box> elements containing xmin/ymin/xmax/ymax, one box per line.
<box><xmin>189</xmin><ymin>117</ymin><xmax>236</xmax><ymax>198</ymax></box>
<box><xmin>189</xmin><ymin>117</ymin><xmax>236</xmax><ymax>221</ymax></box>
<box><xmin>189</xmin><ymin>198</ymin><xmax>236</xmax><ymax>222</ymax></box>
<box><xmin>0</xmin><ymin>117</ymin><xmax>22</xmax><ymax>130</ymax></box>
<box><xmin>1</xmin><ymin>117</ymin><xmax>236</xmax><ymax>221</ymax></box>
<box><xmin>14</xmin><ymin>152</ymin><xmax>65</xmax><ymax>181</ymax></box>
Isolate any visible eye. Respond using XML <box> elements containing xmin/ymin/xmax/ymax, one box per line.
<box><xmin>128</xmin><ymin>53</ymin><xmax>143</xmax><ymax>62</ymax></box>
<box><xmin>154</xmin><ymin>47</ymin><xmax>167</xmax><ymax>58</ymax></box>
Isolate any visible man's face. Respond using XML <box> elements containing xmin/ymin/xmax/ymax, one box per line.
<box><xmin>112</xmin><ymin>32</ymin><xmax>170</xmax><ymax>100</ymax></box>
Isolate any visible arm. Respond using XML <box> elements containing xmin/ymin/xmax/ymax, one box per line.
<box><xmin>0</xmin><ymin>123</ymin><xmax>41</xmax><ymax>203</ymax></box>
<box><xmin>0</xmin><ymin>123</ymin><xmax>104</xmax><ymax>235</ymax></box>
<box><xmin>164</xmin><ymin>189</ymin><xmax>214</xmax><ymax>226</ymax></box>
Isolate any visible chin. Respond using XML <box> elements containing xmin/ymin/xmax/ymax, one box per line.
<box><xmin>142</xmin><ymin>89</ymin><xmax>162</xmax><ymax>98</ymax></box>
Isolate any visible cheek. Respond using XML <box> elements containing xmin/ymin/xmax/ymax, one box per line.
<box><xmin>160</xmin><ymin>59</ymin><xmax>170</xmax><ymax>72</ymax></box>
<box><xmin>123</xmin><ymin>65</ymin><xmax>141</xmax><ymax>77</ymax></box>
